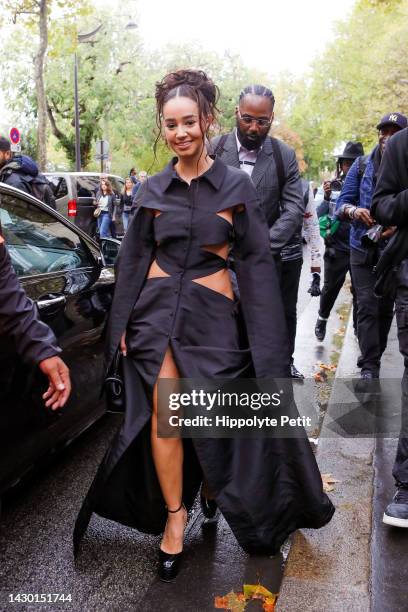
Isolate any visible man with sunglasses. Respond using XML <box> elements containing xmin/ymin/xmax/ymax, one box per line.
<box><xmin>211</xmin><ymin>84</ymin><xmax>304</xmax><ymax>378</ymax></box>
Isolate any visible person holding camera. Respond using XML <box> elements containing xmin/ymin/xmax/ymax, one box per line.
<box><xmin>336</xmin><ymin>112</ymin><xmax>407</xmax><ymax>383</ymax></box>
<box><xmin>315</xmin><ymin>142</ymin><xmax>364</xmax><ymax>342</ymax></box>
<box><xmin>372</xmin><ymin>126</ymin><xmax>408</xmax><ymax>527</ymax></box>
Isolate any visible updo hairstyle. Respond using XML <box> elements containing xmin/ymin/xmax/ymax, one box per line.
<box><xmin>154</xmin><ymin>69</ymin><xmax>220</xmax><ymax>153</ymax></box>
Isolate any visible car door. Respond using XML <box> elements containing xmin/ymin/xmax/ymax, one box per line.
<box><xmin>0</xmin><ymin>187</ymin><xmax>116</xmax><ymax>494</ymax></box>
<box><xmin>75</xmin><ymin>175</ymin><xmax>100</xmax><ymax>237</ymax></box>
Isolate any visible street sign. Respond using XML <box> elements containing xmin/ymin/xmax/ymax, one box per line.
<box><xmin>95</xmin><ymin>140</ymin><xmax>109</xmax><ymax>172</ymax></box>
<box><xmin>9</xmin><ymin>127</ymin><xmax>20</xmax><ymax>145</ymax></box>
<box><xmin>95</xmin><ymin>140</ymin><xmax>109</xmax><ymax>156</ymax></box>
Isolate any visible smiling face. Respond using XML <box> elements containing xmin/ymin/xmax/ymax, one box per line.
<box><xmin>162</xmin><ymin>96</ymin><xmax>210</xmax><ymax>161</ymax></box>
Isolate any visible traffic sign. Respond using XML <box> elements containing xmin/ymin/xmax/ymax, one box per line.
<box><xmin>95</xmin><ymin>140</ymin><xmax>109</xmax><ymax>156</ymax></box>
<box><xmin>9</xmin><ymin>127</ymin><xmax>20</xmax><ymax>145</ymax></box>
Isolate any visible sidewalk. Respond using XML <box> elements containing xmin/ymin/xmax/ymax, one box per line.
<box><xmin>277</xmin><ymin>311</ymin><xmax>406</xmax><ymax>611</ymax></box>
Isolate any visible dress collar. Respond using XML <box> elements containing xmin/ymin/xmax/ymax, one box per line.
<box><xmin>159</xmin><ymin>155</ymin><xmax>226</xmax><ymax>192</ymax></box>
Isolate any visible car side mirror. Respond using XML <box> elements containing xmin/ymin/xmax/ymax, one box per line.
<box><xmin>100</xmin><ymin>238</ymin><xmax>121</xmax><ymax>267</ymax></box>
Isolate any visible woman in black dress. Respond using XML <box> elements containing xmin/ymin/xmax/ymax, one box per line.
<box><xmin>74</xmin><ymin>69</ymin><xmax>334</xmax><ymax>581</ymax></box>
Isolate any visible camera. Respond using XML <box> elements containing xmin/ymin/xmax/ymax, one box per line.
<box><xmin>329</xmin><ymin>178</ymin><xmax>343</xmax><ymax>192</ymax></box>
<box><xmin>361</xmin><ymin>224</ymin><xmax>383</xmax><ymax>248</ymax></box>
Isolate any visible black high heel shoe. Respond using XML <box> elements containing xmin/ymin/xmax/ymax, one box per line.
<box><xmin>158</xmin><ymin>502</ymin><xmax>186</xmax><ymax>582</ymax></box>
<box><xmin>200</xmin><ymin>484</ymin><xmax>219</xmax><ymax>521</ymax></box>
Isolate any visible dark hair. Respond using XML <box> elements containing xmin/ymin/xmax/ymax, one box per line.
<box><xmin>154</xmin><ymin>69</ymin><xmax>220</xmax><ymax>157</ymax></box>
<box><xmin>129</xmin><ymin>167</ymin><xmax>136</xmax><ymax>175</ymax></box>
<box><xmin>239</xmin><ymin>84</ymin><xmax>275</xmax><ymax>108</ymax></box>
<box><xmin>101</xmin><ymin>179</ymin><xmax>113</xmax><ymax>195</ymax></box>
<box><xmin>0</xmin><ymin>137</ymin><xmax>11</xmax><ymax>152</ymax></box>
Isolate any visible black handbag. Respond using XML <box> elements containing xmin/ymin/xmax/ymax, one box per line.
<box><xmin>104</xmin><ymin>349</ymin><xmax>125</xmax><ymax>413</ymax></box>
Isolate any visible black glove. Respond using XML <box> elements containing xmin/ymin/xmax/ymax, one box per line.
<box><xmin>308</xmin><ymin>272</ymin><xmax>321</xmax><ymax>297</ymax></box>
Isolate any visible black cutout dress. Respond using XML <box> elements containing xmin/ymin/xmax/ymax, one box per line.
<box><xmin>74</xmin><ymin>157</ymin><xmax>334</xmax><ymax>556</ymax></box>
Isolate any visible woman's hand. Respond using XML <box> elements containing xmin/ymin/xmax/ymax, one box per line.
<box><xmin>120</xmin><ymin>332</ymin><xmax>127</xmax><ymax>357</ymax></box>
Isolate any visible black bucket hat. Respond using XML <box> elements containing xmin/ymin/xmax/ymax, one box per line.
<box><xmin>337</xmin><ymin>141</ymin><xmax>364</xmax><ymax>162</ymax></box>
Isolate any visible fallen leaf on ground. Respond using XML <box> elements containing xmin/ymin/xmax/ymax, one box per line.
<box><xmin>243</xmin><ymin>584</ymin><xmax>277</xmax><ymax>600</ymax></box>
<box><xmin>321</xmin><ymin>472</ymin><xmax>341</xmax><ymax>492</ymax></box>
<box><xmin>214</xmin><ymin>591</ymin><xmax>246</xmax><ymax>611</ymax></box>
<box><xmin>215</xmin><ymin>585</ymin><xmax>278</xmax><ymax>611</ymax></box>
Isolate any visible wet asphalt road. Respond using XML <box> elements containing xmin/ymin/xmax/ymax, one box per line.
<box><xmin>0</xmin><ymin>247</ymin><xmax>318</xmax><ymax>612</ymax></box>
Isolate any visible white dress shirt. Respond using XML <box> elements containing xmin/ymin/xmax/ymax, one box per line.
<box><xmin>235</xmin><ymin>130</ymin><xmax>261</xmax><ymax>177</ymax></box>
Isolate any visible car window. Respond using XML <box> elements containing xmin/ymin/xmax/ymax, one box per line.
<box><xmin>76</xmin><ymin>176</ymin><xmax>100</xmax><ymax>198</ymax></box>
<box><xmin>55</xmin><ymin>178</ymin><xmax>68</xmax><ymax>199</ymax></box>
<box><xmin>0</xmin><ymin>192</ymin><xmax>94</xmax><ymax>277</ymax></box>
<box><xmin>47</xmin><ymin>176</ymin><xmax>69</xmax><ymax>199</ymax></box>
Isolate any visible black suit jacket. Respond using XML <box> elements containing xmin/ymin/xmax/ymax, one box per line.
<box><xmin>211</xmin><ymin>131</ymin><xmax>304</xmax><ymax>254</ymax></box>
<box><xmin>0</xmin><ymin>239</ymin><xmax>60</xmax><ymax>364</ymax></box>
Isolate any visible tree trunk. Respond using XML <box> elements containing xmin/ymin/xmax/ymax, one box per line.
<box><xmin>34</xmin><ymin>0</ymin><xmax>48</xmax><ymax>170</ymax></box>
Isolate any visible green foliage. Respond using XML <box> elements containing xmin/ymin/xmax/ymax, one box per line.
<box><xmin>3</xmin><ymin>0</ymin><xmax>407</xmax><ymax>180</ymax></box>
<box><xmin>282</xmin><ymin>0</ymin><xmax>408</xmax><ymax>177</ymax></box>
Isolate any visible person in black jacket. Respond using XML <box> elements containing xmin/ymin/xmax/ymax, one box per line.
<box><xmin>0</xmin><ymin>233</ymin><xmax>71</xmax><ymax>410</ymax></box>
<box><xmin>372</xmin><ymin>126</ymin><xmax>408</xmax><ymax>528</ymax></box>
<box><xmin>0</xmin><ymin>137</ymin><xmax>56</xmax><ymax>208</ymax></box>
<box><xmin>314</xmin><ymin>141</ymin><xmax>364</xmax><ymax>342</ymax></box>
<box><xmin>119</xmin><ymin>177</ymin><xmax>134</xmax><ymax>232</ymax></box>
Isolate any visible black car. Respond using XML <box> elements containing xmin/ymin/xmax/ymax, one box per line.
<box><xmin>0</xmin><ymin>183</ymin><xmax>121</xmax><ymax>506</ymax></box>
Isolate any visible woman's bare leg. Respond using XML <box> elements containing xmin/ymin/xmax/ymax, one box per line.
<box><xmin>152</xmin><ymin>348</ymin><xmax>186</xmax><ymax>554</ymax></box>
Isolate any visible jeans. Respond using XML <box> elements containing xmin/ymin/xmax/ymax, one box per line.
<box><xmin>319</xmin><ymin>247</ymin><xmax>357</xmax><ymax>330</ymax></box>
<box><xmin>393</xmin><ymin>259</ymin><xmax>408</xmax><ymax>486</ymax></box>
<box><xmin>97</xmin><ymin>212</ymin><xmax>112</xmax><ymax>238</ymax></box>
<box><xmin>123</xmin><ymin>212</ymin><xmax>130</xmax><ymax>232</ymax></box>
<box><xmin>280</xmin><ymin>257</ymin><xmax>303</xmax><ymax>362</ymax></box>
<box><xmin>350</xmin><ymin>248</ymin><xmax>395</xmax><ymax>375</ymax></box>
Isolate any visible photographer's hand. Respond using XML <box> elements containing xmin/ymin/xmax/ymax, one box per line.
<box><xmin>323</xmin><ymin>181</ymin><xmax>332</xmax><ymax>201</ymax></box>
<box><xmin>354</xmin><ymin>208</ymin><xmax>376</xmax><ymax>227</ymax></box>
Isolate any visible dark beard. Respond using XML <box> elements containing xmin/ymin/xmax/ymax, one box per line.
<box><xmin>236</xmin><ymin>122</ymin><xmax>267</xmax><ymax>151</ymax></box>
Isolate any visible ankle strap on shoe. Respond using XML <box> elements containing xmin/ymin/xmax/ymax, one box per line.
<box><xmin>166</xmin><ymin>502</ymin><xmax>185</xmax><ymax>513</ymax></box>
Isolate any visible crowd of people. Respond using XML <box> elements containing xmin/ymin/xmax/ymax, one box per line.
<box><xmin>1</xmin><ymin>68</ymin><xmax>408</xmax><ymax>585</ymax></box>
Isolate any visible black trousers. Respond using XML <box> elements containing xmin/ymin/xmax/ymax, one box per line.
<box><xmin>393</xmin><ymin>258</ymin><xmax>408</xmax><ymax>486</ymax></box>
<box><xmin>319</xmin><ymin>247</ymin><xmax>357</xmax><ymax>329</ymax></box>
<box><xmin>280</xmin><ymin>257</ymin><xmax>303</xmax><ymax>363</ymax></box>
<box><xmin>350</xmin><ymin>248</ymin><xmax>395</xmax><ymax>375</ymax></box>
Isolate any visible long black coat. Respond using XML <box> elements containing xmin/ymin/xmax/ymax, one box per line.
<box><xmin>74</xmin><ymin>157</ymin><xmax>334</xmax><ymax>556</ymax></box>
